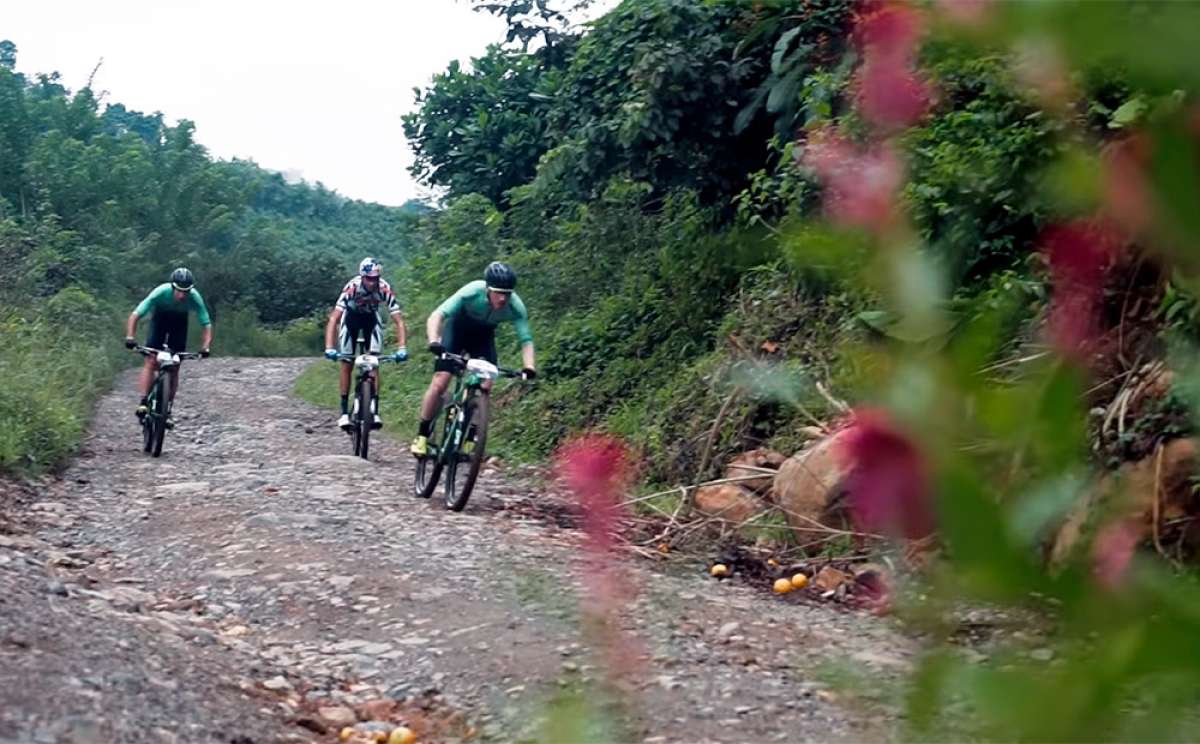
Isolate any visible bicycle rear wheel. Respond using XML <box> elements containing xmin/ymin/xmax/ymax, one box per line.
<box><xmin>353</xmin><ymin>377</ymin><xmax>371</xmax><ymax>460</ymax></box>
<box><xmin>414</xmin><ymin>402</ymin><xmax>455</xmax><ymax>499</ymax></box>
<box><xmin>444</xmin><ymin>393</ymin><xmax>489</xmax><ymax>512</ymax></box>
<box><xmin>150</xmin><ymin>379</ymin><xmax>167</xmax><ymax>457</ymax></box>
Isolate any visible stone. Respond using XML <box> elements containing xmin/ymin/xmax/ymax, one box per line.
<box><xmin>773</xmin><ymin>431</ymin><xmax>855</xmax><ymax>536</ymax></box>
<box><xmin>693</xmin><ymin>484</ymin><xmax>765</xmax><ymax>524</ymax></box>
<box><xmin>725</xmin><ymin>449</ymin><xmax>786</xmax><ymax>495</ymax></box>
<box><xmin>317</xmin><ymin>705</ymin><xmax>357</xmax><ymax>727</ymax></box>
<box><xmin>263</xmin><ymin>675</ymin><xmax>293</xmax><ymax>691</ymax></box>
<box><xmin>156</xmin><ymin>482</ymin><xmax>211</xmax><ymax>495</ymax></box>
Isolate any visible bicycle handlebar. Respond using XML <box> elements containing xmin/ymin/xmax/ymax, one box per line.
<box><xmin>437</xmin><ymin>352</ymin><xmax>523</xmax><ymax>379</ymax></box>
<box><xmin>134</xmin><ymin>346</ymin><xmax>204</xmax><ymax>360</ymax></box>
<box><xmin>335</xmin><ymin>352</ymin><xmax>404</xmax><ymax>363</ymax></box>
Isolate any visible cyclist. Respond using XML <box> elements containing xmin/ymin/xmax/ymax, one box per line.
<box><xmin>124</xmin><ymin>267</ymin><xmax>213</xmax><ymax>420</ymax></box>
<box><xmin>323</xmin><ymin>257</ymin><xmax>408</xmax><ymax>430</ymax></box>
<box><xmin>411</xmin><ymin>261</ymin><xmax>535</xmax><ymax>456</ymax></box>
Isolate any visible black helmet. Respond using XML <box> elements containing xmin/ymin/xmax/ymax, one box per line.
<box><xmin>170</xmin><ymin>267</ymin><xmax>194</xmax><ymax>291</ymax></box>
<box><xmin>484</xmin><ymin>261</ymin><xmax>516</xmax><ymax>292</ymax></box>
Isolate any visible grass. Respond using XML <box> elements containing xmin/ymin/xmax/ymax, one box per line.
<box><xmin>0</xmin><ymin>310</ymin><xmax>126</xmax><ymax>474</ymax></box>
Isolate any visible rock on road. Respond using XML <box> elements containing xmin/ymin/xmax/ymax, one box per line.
<box><xmin>0</xmin><ymin>358</ymin><xmax>912</xmax><ymax>743</ymax></box>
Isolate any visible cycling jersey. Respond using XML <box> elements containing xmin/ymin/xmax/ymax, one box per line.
<box><xmin>435</xmin><ymin>280</ymin><xmax>532</xmax><ymax>346</ymax></box>
<box><xmin>134</xmin><ymin>284</ymin><xmax>212</xmax><ymax>326</ymax></box>
<box><xmin>335</xmin><ymin>276</ymin><xmax>402</xmax><ymax>321</ymax></box>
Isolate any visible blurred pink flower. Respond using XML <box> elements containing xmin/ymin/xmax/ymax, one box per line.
<box><xmin>554</xmin><ymin>434</ymin><xmax>643</xmax><ymax>683</ymax></box>
<box><xmin>855</xmin><ymin>2</ymin><xmax>932</xmax><ymax>130</ymax></box>
<box><xmin>555</xmin><ymin>433</ymin><xmax>633</xmax><ymax>556</ymax></box>
<box><xmin>1013</xmin><ymin>37</ymin><xmax>1073</xmax><ymax>110</ymax></box>
<box><xmin>1041</xmin><ymin>221</ymin><xmax>1119</xmax><ymax>360</ymax></box>
<box><xmin>1092</xmin><ymin>519</ymin><xmax>1141</xmax><ymax>591</ymax></box>
<box><xmin>1102</xmin><ymin>137</ymin><xmax>1153</xmax><ymax>236</ymax></box>
<box><xmin>837</xmin><ymin>408</ymin><xmax>934</xmax><ymax>539</ymax></box>
<box><xmin>803</xmin><ymin>129</ymin><xmax>904</xmax><ymax>234</ymax></box>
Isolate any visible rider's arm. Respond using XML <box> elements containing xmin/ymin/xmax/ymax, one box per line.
<box><xmin>426</xmin><ymin>310</ymin><xmax>444</xmax><ymax>345</ymax></box>
<box><xmin>325</xmin><ymin>307</ymin><xmax>344</xmax><ymax>349</ymax></box>
<box><xmin>511</xmin><ymin>294</ymin><xmax>534</xmax><ymax>371</ymax></box>
<box><xmin>200</xmin><ymin>324</ymin><xmax>214</xmax><ymax>352</ymax></box>
<box><xmin>392</xmin><ymin>312</ymin><xmax>407</xmax><ymax>349</ymax></box>
<box><xmin>125</xmin><ymin>311</ymin><xmax>140</xmax><ymax>338</ymax></box>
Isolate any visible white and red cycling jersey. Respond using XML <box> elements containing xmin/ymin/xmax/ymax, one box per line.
<box><xmin>334</xmin><ymin>276</ymin><xmax>402</xmax><ymax>321</ymax></box>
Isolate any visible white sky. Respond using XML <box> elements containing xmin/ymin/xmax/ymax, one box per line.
<box><xmin>3</xmin><ymin>1</ymin><xmax>517</xmax><ymax>206</ymax></box>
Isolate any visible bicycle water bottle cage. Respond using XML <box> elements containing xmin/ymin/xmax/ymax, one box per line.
<box><xmin>355</xmin><ymin>354</ymin><xmax>380</xmax><ymax>371</ymax></box>
<box><xmin>156</xmin><ymin>351</ymin><xmax>181</xmax><ymax>368</ymax></box>
<box><xmin>465</xmin><ymin>358</ymin><xmax>499</xmax><ymax>386</ymax></box>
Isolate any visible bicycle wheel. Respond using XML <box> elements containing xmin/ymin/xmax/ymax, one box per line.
<box><xmin>414</xmin><ymin>402</ymin><xmax>455</xmax><ymax>499</ymax></box>
<box><xmin>150</xmin><ymin>378</ymin><xmax>168</xmax><ymax>457</ymax></box>
<box><xmin>354</xmin><ymin>376</ymin><xmax>372</xmax><ymax>460</ymax></box>
<box><xmin>444</xmin><ymin>393</ymin><xmax>489</xmax><ymax>512</ymax></box>
<box><xmin>142</xmin><ymin>382</ymin><xmax>156</xmax><ymax>454</ymax></box>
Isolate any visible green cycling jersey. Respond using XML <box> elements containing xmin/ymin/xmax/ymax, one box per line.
<box><xmin>436</xmin><ymin>280</ymin><xmax>532</xmax><ymax>346</ymax></box>
<box><xmin>135</xmin><ymin>283</ymin><xmax>212</xmax><ymax>326</ymax></box>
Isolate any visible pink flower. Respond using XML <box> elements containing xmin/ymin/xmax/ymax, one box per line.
<box><xmin>855</xmin><ymin>2</ymin><xmax>932</xmax><ymax>130</ymax></box>
<box><xmin>555</xmin><ymin>434</ymin><xmax>633</xmax><ymax>555</ymax></box>
<box><xmin>1041</xmin><ymin>221</ymin><xmax>1119</xmax><ymax>360</ymax></box>
<box><xmin>1102</xmin><ymin>137</ymin><xmax>1153</xmax><ymax>236</ymax></box>
<box><xmin>803</xmin><ymin>129</ymin><xmax>904</xmax><ymax>234</ymax></box>
<box><xmin>1092</xmin><ymin>519</ymin><xmax>1141</xmax><ymax>591</ymax></box>
<box><xmin>837</xmin><ymin>409</ymin><xmax>934</xmax><ymax>540</ymax></box>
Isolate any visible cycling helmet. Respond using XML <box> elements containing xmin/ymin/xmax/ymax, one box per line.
<box><xmin>359</xmin><ymin>257</ymin><xmax>382</xmax><ymax>278</ymax></box>
<box><xmin>170</xmin><ymin>267</ymin><xmax>194</xmax><ymax>291</ymax></box>
<box><xmin>484</xmin><ymin>261</ymin><xmax>516</xmax><ymax>292</ymax></box>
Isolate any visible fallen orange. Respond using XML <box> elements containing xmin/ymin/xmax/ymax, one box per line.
<box><xmin>389</xmin><ymin>727</ymin><xmax>417</xmax><ymax>744</ymax></box>
<box><xmin>710</xmin><ymin>564</ymin><xmax>730</xmax><ymax>577</ymax></box>
<box><xmin>773</xmin><ymin>578</ymin><xmax>793</xmax><ymax>594</ymax></box>
<box><xmin>790</xmin><ymin>573</ymin><xmax>809</xmax><ymax>590</ymax></box>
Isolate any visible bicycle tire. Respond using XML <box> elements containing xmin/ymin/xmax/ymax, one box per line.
<box><xmin>415</xmin><ymin>402</ymin><xmax>455</xmax><ymax>499</ymax></box>
<box><xmin>354</xmin><ymin>376</ymin><xmax>372</xmax><ymax>460</ymax></box>
<box><xmin>150</xmin><ymin>377</ymin><xmax>167</xmax><ymax>457</ymax></box>
<box><xmin>142</xmin><ymin>381</ymin><xmax>156</xmax><ymax>454</ymax></box>
<box><xmin>444</xmin><ymin>393</ymin><xmax>489</xmax><ymax>512</ymax></box>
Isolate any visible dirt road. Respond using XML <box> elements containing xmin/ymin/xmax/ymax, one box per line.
<box><xmin>0</xmin><ymin>358</ymin><xmax>912</xmax><ymax>743</ymax></box>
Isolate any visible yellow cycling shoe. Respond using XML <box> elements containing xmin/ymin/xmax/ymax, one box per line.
<box><xmin>410</xmin><ymin>435</ymin><xmax>428</xmax><ymax>457</ymax></box>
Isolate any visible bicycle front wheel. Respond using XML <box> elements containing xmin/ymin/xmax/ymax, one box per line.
<box><xmin>150</xmin><ymin>379</ymin><xmax>167</xmax><ymax>457</ymax></box>
<box><xmin>354</xmin><ymin>377</ymin><xmax>371</xmax><ymax>460</ymax></box>
<box><xmin>414</xmin><ymin>403</ymin><xmax>454</xmax><ymax>499</ymax></box>
<box><xmin>444</xmin><ymin>393</ymin><xmax>489</xmax><ymax>512</ymax></box>
<box><xmin>141</xmin><ymin>387</ymin><xmax>156</xmax><ymax>454</ymax></box>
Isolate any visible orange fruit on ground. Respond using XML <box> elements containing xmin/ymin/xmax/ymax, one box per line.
<box><xmin>767</xmin><ymin>558</ymin><xmax>779</xmax><ymax>567</ymax></box>
<box><xmin>790</xmin><ymin>573</ymin><xmax>809</xmax><ymax>590</ymax></box>
<box><xmin>388</xmin><ymin>727</ymin><xmax>417</xmax><ymax>744</ymax></box>
<box><xmin>710</xmin><ymin>564</ymin><xmax>730</xmax><ymax>577</ymax></box>
<box><xmin>340</xmin><ymin>728</ymin><xmax>356</xmax><ymax>742</ymax></box>
<box><xmin>773</xmin><ymin>578</ymin><xmax>793</xmax><ymax>594</ymax></box>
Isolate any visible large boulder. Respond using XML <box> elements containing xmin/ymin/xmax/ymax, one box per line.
<box><xmin>773</xmin><ymin>429</ymin><xmax>854</xmax><ymax>536</ymax></box>
<box><xmin>725</xmin><ymin>448</ymin><xmax>787</xmax><ymax>496</ymax></box>
<box><xmin>1051</xmin><ymin>437</ymin><xmax>1199</xmax><ymax>564</ymax></box>
<box><xmin>693</xmin><ymin>483</ymin><xmax>765</xmax><ymax>524</ymax></box>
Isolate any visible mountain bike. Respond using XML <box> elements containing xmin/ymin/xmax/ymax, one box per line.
<box><xmin>335</xmin><ymin>342</ymin><xmax>405</xmax><ymax>460</ymax></box>
<box><xmin>414</xmin><ymin>352</ymin><xmax>522</xmax><ymax>511</ymax></box>
<box><xmin>133</xmin><ymin>345</ymin><xmax>203</xmax><ymax>457</ymax></box>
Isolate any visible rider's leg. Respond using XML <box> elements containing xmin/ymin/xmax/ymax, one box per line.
<box><xmin>338</xmin><ymin>361</ymin><xmax>352</xmax><ymax>413</ymax></box>
<box><xmin>168</xmin><ymin>366</ymin><xmax>180</xmax><ymax>403</ymax></box>
<box><xmin>419</xmin><ymin>372</ymin><xmax>453</xmax><ymax>427</ymax></box>
<box><xmin>138</xmin><ymin>357</ymin><xmax>157</xmax><ymax>400</ymax></box>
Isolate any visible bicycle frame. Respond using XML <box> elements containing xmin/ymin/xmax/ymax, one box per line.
<box><xmin>133</xmin><ymin>345</ymin><xmax>202</xmax><ymax>457</ymax></box>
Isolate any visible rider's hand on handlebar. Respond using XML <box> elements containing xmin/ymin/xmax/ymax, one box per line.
<box><xmin>324</xmin><ymin>348</ymin><xmax>339</xmax><ymax>361</ymax></box>
<box><xmin>394</xmin><ymin>347</ymin><xmax>408</xmax><ymax>362</ymax></box>
<box><xmin>200</xmin><ymin>348</ymin><xmax>211</xmax><ymax>358</ymax></box>
<box><xmin>124</xmin><ymin>336</ymin><xmax>137</xmax><ymax>349</ymax></box>
<box><xmin>521</xmin><ymin>367</ymin><xmax>537</xmax><ymax>381</ymax></box>
<box><xmin>428</xmin><ymin>341</ymin><xmax>445</xmax><ymax>357</ymax></box>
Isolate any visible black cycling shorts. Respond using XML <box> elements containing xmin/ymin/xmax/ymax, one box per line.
<box><xmin>338</xmin><ymin>312</ymin><xmax>382</xmax><ymax>355</ymax></box>
<box><xmin>435</xmin><ymin>314</ymin><xmax>497</xmax><ymax>373</ymax></box>
<box><xmin>147</xmin><ymin>311</ymin><xmax>188</xmax><ymax>352</ymax></box>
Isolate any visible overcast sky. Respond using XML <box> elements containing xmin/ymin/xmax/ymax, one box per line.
<box><xmin>4</xmin><ymin>1</ymin><xmax>521</xmax><ymax>206</ymax></box>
